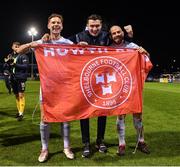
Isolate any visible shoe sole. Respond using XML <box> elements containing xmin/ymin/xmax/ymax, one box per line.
<box><xmin>95</xmin><ymin>145</ymin><xmax>107</xmax><ymax>153</ymax></box>
<box><xmin>64</xmin><ymin>153</ymin><xmax>74</xmax><ymax>160</ymax></box>
<box><xmin>63</xmin><ymin>150</ymin><xmax>74</xmax><ymax>160</ymax></box>
<box><xmin>38</xmin><ymin>156</ymin><xmax>48</xmax><ymax>163</ymax></box>
<box><xmin>99</xmin><ymin>149</ymin><xmax>107</xmax><ymax>153</ymax></box>
<box><xmin>139</xmin><ymin>150</ymin><xmax>150</xmax><ymax>154</ymax></box>
<box><xmin>137</xmin><ymin>147</ymin><xmax>150</xmax><ymax>154</ymax></box>
<box><xmin>82</xmin><ymin>154</ymin><xmax>90</xmax><ymax>158</ymax></box>
<box><xmin>65</xmin><ymin>156</ymin><xmax>74</xmax><ymax>160</ymax></box>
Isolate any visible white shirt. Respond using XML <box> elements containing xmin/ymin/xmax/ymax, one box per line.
<box><xmin>36</xmin><ymin>37</ymin><xmax>73</xmax><ymax>45</ymax></box>
<box><xmin>111</xmin><ymin>40</ymin><xmax>139</xmax><ymax>49</ymax></box>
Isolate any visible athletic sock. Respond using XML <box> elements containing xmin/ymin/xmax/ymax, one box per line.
<box><xmin>19</xmin><ymin>96</ymin><xmax>25</xmax><ymax>115</ymax></box>
<box><xmin>40</xmin><ymin>122</ymin><xmax>50</xmax><ymax>150</ymax></box>
<box><xmin>62</xmin><ymin>122</ymin><xmax>70</xmax><ymax>148</ymax></box>
<box><xmin>133</xmin><ymin>116</ymin><xmax>144</xmax><ymax>142</ymax></box>
<box><xmin>116</xmin><ymin>116</ymin><xmax>126</xmax><ymax>145</ymax></box>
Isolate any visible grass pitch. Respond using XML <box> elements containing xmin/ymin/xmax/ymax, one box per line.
<box><xmin>0</xmin><ymin>81</ymin><xmax>180</xmax><ymax>166</ymax></box>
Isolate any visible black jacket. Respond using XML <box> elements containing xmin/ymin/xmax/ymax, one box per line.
<box><xmin>69</xmin><ymin>30</ymin><xmax>110</xmax><ymax>46</ymax></box>
<box><xmin>69</xmin><ymin>29</ymin><xmax>133</xmax><ymax>46</ymax></box>
<box><xmin>13</xmin><ymin>54</ymin><xmax>29</xmax><ymax>81</ymax></box>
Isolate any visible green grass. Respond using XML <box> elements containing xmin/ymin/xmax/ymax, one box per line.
<box><xmin>0</xmin><ymin>81</ymin><xmax>180</xmax><ymax>166</ymax></box>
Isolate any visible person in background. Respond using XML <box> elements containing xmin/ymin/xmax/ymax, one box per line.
<box><xmin>3</xmin><ymin>54</ymin><xmax>14</xmax><ymax>94</ymax></box>
<box><xmin>8</xmin><ymin>42</ymin><xmax>29</xmax><ymax>121</ymax></box>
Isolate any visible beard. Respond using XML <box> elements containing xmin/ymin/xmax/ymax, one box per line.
<box><xmin>114</xmin><ymin>36</ymin><xmax>123</xmax><ymax>44</ymax></box>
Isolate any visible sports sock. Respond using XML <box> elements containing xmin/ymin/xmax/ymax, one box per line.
<box><xmin>62</xmin><ymin>122</ymin><xmax>70</xmax><ymax>149</ymax></box>
<box><xmin>116</xmin><ymin>116</ymin><xmax>126</xmax><ymax>145</ymax></box>
<box><xmin>19</xmin><ymin>96</ymin><xmax>25</xmax><ymax>115</ymax></box>
<box><xmin>16</xmin><ymin>98</ymin><xmax>20</xmax><ymax>112</ymax></box>
<box><xmin>133</xmin><ymin>116</ymin><xmax>144</xmax><ymax>142</ymax></box>
<box><xmin>40</xmin><ymin>122</ymin><xmax>50</xmax><ymax>150</ymax></box>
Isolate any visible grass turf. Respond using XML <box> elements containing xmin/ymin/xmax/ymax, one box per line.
<box><xmin>0</xmin><ymin>81</ymin><xmax>180</xmax><ymax>166</ymax></box>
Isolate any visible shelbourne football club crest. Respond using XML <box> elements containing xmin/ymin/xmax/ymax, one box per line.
<box><xmin>80</xmin><ymin>56</ymin><xmax>132</xmax><ymax>109</ymax></box>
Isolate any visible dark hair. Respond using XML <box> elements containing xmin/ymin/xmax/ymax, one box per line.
<box><xmin>48</xmin><ymin>13</ymin><xmax>63</xmax><ymax>23</ymax></box>
<box><xmin>87</xmin><ymin>14</ymin><xmax>103</xmax><ymax>24</ymax></box>
<box><xmin>12</xmin><ymin>42</ymin><xmax>20</xmax><ymax>45</ymax></box>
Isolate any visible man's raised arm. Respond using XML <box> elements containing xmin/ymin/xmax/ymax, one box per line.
<box><xmin>16</xmin><ymin>41</ymin><xmax>38</xmax><ymax>54</ymax></box>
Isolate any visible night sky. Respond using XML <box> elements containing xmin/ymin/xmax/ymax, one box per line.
<box><xmin>0</xmin><ymin>0</ymin><xmax>179</xmax><ymax>74</ymax></box>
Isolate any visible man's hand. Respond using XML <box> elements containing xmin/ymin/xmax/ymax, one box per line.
<box><xmin>124</xmin><ymin>25</ymin><xmax>133</xmax><ymax>38</ymax></box>
<box><xmin>29</xmin><ymin>41</ymin><xmax>39</xmax><ymax>48</ymax></box>
<box><xmin>42</xmin><ymin>33</ymin><xmax>50</xmax><ymax>42</ymax></box>
<box><xmin>137</xmin><ymin>46</ymin><xmax>150</xmax><ymax>57</ymax></box>
<box><xmin>77</xmin><ymin>41</ymin><xmax>88</xmax><ymax>45</ymax></box>
<box><xmin>4</xmin><ymin>54</ymin><xmax>12</xmax><ymax>62</ymax></box>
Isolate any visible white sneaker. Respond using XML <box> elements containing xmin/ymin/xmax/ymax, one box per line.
<box><xmin>38</xmin><ymin>149</ymin><xmax>48</xmax><ymax>162</ymax></box>
<box><xmin>63</xmin><ymin>148</ymin><xmax>74</xmax><ymax>159</ymax></box>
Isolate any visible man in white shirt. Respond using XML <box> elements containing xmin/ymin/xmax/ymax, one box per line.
<box><xmin>110</xmin><ymin>25</ymin><xmax>150</xmax><ymax>156</ymax></box>
<box><xmin>17</xmin><ymin>13</ymin><xmax>74</xmax><ymax>162</ymax></box>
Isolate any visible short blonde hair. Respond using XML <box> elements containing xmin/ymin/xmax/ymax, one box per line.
<box><xmin>48</xmin><ymin>13</ymin><xmax>63</xmax><ymax>23</ymax></box>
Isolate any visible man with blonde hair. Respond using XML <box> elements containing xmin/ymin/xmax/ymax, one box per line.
<box><xmin>17</xmin><ymin>13</ymin><xmax>74</xmax><ymax>162</ymax></box>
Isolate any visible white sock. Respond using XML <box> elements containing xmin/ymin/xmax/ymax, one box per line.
<box><xmin>133</xmin><ymin>116</ymin><xmax>144</xmax><ymax>142</ymax></box>
<box><xmin>116</xmin><ymin>117</ymin><xmax>126</xmax><ymax>145</ymax></box>
<box><xmin>40</xmin><ymin>122</ymin><xmax>50</xmax><ymax>150</ymax></box>
<box><xmin>61</xmin><ymin>122</ymin><xmax>70</xmax><ymax>149</ymax></box>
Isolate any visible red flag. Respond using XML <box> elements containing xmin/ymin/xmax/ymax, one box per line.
<box><xmin>141</xmin><ymin>54</ymin><xmax>153</xmax><ymax>87</ymax></box>
<box><xmin>35</xmin><ymin>44</ymin><xmax>152</xmax><ymax>122</ymax></box>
